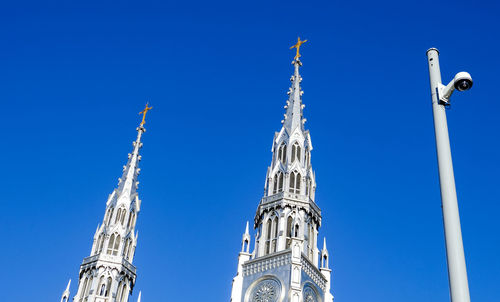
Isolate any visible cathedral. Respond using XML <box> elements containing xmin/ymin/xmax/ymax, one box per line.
<box><xmin>59</xmin><ymin>40</ymin><xmax>333</xmax><ymax>302</ymax></box>
<box><xmin>230</xmin><ymin>39</ymin><xmax>334</xmax><ymax>302</ymax></box>
<box><xmin>60</xmin><ymin>105</ymin><xmax>152</xmax><ymax>302</ymax></box>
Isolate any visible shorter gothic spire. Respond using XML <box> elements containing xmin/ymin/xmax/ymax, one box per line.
<box><xmin>60</xmin><ymin>279</ymin><xmax>71</xmax><ymax>302</ymax></box>
<box><xmin>137</xmin><ymin>291</ymin><xmax>142</xmax><ymax>302</ymax></box>
<box><xmin>241</xmin><ymin>221</ymin><xmax>251</xmax><ymax>253</ymax></box>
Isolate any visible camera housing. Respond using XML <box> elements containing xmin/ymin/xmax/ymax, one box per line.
<box><xmin>454</xmin><ymin>72</ymin><xmax>473</xmax><ymax>91</ymax></box>
<box><xmin>439</xmin><ymin>72</ymin><xmax>473</xmax><ymax>104</ymax></box>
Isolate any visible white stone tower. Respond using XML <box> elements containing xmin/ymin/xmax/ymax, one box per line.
<box><xmin>65</xmin><ymin>106</ymin><xmax>152</xmax><ymax>302</ymax></box>
<box><xmin>230</xmin><ymin>40</ymin><xmax>334</xmax><ymax>302</ymax></box>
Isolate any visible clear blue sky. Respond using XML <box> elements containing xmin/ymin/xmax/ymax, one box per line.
<box><xmin>1</xmin><ymin>1</ymin><xmax>499</xmax><ymax>302</ymax></box>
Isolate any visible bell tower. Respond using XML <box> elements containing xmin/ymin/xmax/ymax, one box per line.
<box><xmin>230</xmin><ymin>40</ymin><xmax>334</xmax><ymax>302</ymax></box>
<box><xmin>62</xmin><ymin>105</ymin><xmax>152</xmax><ymax>302</ymax></box>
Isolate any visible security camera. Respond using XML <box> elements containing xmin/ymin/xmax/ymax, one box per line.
<box><xmin>438</xmin><ymin>71</ymin><xmax>473</xmax><ymax>104</ymax></box>
<box><xmin>453</xmin><ymin>72</ymin><xmax>473</xmax><ymax>91</ymax></box>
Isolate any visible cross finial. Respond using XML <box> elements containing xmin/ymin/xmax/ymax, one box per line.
<box><xmin>290</xmin><ymin>37</ymin><xmax>308</xmax><ymax>60</ymax></box>
<box><xmin>139</xmin><ymin>103</ymin><xmax>153</xmax><ymax>126</ymax></box>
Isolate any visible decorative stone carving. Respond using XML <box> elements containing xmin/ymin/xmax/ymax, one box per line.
<box><xmin>303</xmin><ymin>286</ymin><xmax>317</xmax><ymax>302</ymax></box>
<box><xmin>251</xmin><ymin>279</ymin><xmax>281</xmax><ymax>302</ymax></box>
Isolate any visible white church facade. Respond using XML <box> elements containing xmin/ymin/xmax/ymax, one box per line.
<box><xmin>230</xmin><ymin>41</ymin><xmax>334</xmax><ymax>302</ymax></box>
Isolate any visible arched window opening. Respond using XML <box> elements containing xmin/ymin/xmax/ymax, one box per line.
<box><xmin>128</xmin><ymin>242</ymin><xmax>134</xmax><ymax>259</ymax></box>
<box><xmin>107</xmin><ymin>208</ymin><xmax>114</xmax><ymax>225</ymax></box>
<box><xmin>84</xmin><ymin>276</ymin><xmax>93</xmax><ymax>297</ymax></box>
<box><xmin>271</xmin><ymin>216</ymin><xmax>278</xmax><ymax>253</ymax></box>
<box><xmin>97</xmin><ymin>234</ymin><xmax>104</xmax><ymax>254</ymax></box>
<box><xmin>289</xmin><ymin>172</ymin><xmax>301</xmax><ymax>194</ymax></box>
<box><xmin>265</xmin><ymin>219</ymin><xmax>272</xmax><ymax>255</ymax></box>
<box><xmin>106</xmin><ymin>277</ymin><xmax>112</xmax><ymax>297</ymax></box>
<box><xmin>123</xmin><ymin>239</ymin><xmax>129</xmax><ymax>257</ymax></box>
<box><xmin>116</xmin><ymin>282</ymin><xmax>123</xmax><ymax>302</ymax></box>
<box><xmin>98</xmin><ymin>276</ymin><xmax>106</xmax><ymax>296</ymax></box>
<box><xmin>308</xmin><ymin>224</ymin><xmax>314</xmax><ymax>259</ymax></box>
<box><xmin>286</xmin><ymin>216</ymin><xmax>293</xmax><ymax>248</ymax></box>
<box><xmin>294</xmin><ymin>224</ymin><xmax>300</xmax><ymax>238</ymax></box>
<box><xmin>81</xmin><ymin>277</ymin><xmax>89</xmax><ymax>299</ymax></box>
<box><xmin>322</xmin><ymin>254</ymin><xmax>328</xmax><ymax>268</ymax></box>
<box><xmin>120</xmin><ymin>282</ymin><xmax>127</xmax><ymax>302</ymax></box>
<box><xmin>273</xmin><ymin>176</ymin><xmax>278</xmax><ymax>194</ymax></box>
<box><xmin>132</xmin><ymin>213</ymin><xmax>137</xmax><ymax>229</ymax></box>
<box><xmin>107</xmin><ymin>234</ymin><xmax>115</xmax><ymax>255</ymax></box>
<box><xmin>278</xmin><ymin>173</ymin><xmax>283</xmax><ymax>192</ymax></box>
<box><xmin>243</xmin><ymin>239</ymin><xmax>249</xmax><ymax>252</ymax></box>
<box><xmin>291</xmin><ymin>142</ymin><xmax>301</xmax><ymax>163</ymax></box>
<box><xmin>112</xmin><ymin>235</ymin><xmax>121</xmax><ymax>256</ymax></box>
<box><xmin>305</xmin><ymin>150</ymin><xmax>309</xmax><ymax>166</ymax></box>
<box><xmin>120</xmin><ymin>210</ymin><xmax>126</xmax><ymax>225</ymax></box>
<box><xmin>127</xmin><ymin>211</ymin><xmax>133</xmax><ymax>228</ymax></box>
<box><xmin>277</xmin><ymin>143</ymin><xmax>287</xmax><ymax>165</ymax></box>
<box><xmin>115</xmin><ymin>208</ymin><xmax>121</xmax><ymax>224</ymax></box>
<box><xmin>273</xmin><ymin>172</ymin><xmax>284</xmax><ymax>194</ymax></box>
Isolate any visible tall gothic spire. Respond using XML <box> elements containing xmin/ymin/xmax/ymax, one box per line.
<box><xmin>67</xmin><ymin>105</ymin><xmax>152</xmax><ymax>302</ymax></box>
<box><xmin>231</xmin><ymin>40</ymin><xmax>334</xmax><ymax>302</ymax></box>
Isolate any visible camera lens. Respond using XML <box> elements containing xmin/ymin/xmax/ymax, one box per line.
<box><xmin>455</xmin><ymin>79</ymin><xmax>472</xmax><ymax>91</ymax></box>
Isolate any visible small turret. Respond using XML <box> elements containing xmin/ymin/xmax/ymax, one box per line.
<box><xmin>321</xmin><ymin>237</ymin><xmax>329</xmax><ymax>269</ymax></box>
<box><xmin>241</xmin><ymin>221</ymin><xmax>251</xmax><ymax>253</ymax></box>
<box><xmin>60</xmin><ymin>279</ymin><xmax>71</xmax><ymax>302</ymax></box>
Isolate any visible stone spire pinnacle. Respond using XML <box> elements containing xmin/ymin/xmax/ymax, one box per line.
<box><xmin>137</xmin><ymin>291</ymin><xmax>142</xmax><ymax>302</ymax></box>
<box><xmin>65</xmin><ymin>279</ymin><xmax>71</xmax><ymax>292</ymax></box>
<box><xmin>322</xmin><ymin>237</ymin><xmax>327</xmax><ymax>251</ymax></box>
<box><xmin>282</xmin><ymin>58</ymin><xmax>306</xmax><ymax>135</ymax></box>
<box><xmin>115</xmin><ymin>117</ymin><xmax>148</xmax><ymax>207</ymax></box>
<box><xmin>60</xmin><ymin>279</ymin><xmax>71</xmax><ymax>302</ymax></box>
<box><xmin>245</xmin><ymin>221</ymin><xmax>250</xmax><ymax>235</ymax></box>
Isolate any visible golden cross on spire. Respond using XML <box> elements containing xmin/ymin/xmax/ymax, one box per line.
<box><xmin>139</xmin><ymin>103</ymin><xmax>153</xmax><ymax>126</ymax></box>
<box><xmin>290</xmin><ymin>37</ymin><xmax>308</xmax><ymax>60</ymax></box>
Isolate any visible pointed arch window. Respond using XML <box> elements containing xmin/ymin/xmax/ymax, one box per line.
<box><xmin>96</xmin><ymin>234</ymin><xmax>105</xmax><ymax>254</ymax></box>
<box><xmin>289</xmin><ymin>171</ymin><xmax>301</xmax><ymax>194</ymax></box>
<box><xmin>305</xmin><ymin>149</ymin><xmax>310</xmax><ymax>166</ymax></box>
<box><xmin>116</xmin><ymin>282</ymin><xmax>123</xmax><ymax>302</ymax></box>
<box><xmin>120</xmin><ymin>210</ymin><xmax>126</xmax><ymax>226</ymax></box>
<box><xmin>107</xmin><ymin>234</ymin><xmax>115</xmax><ymax>255</ymax></box>
<box><xmin>308</xmin><ymin>223</ymin><xmax>315</xmax><ymax>260</ymax></box>
<box><xmin>98</xmin><ymin>276</ymin><xmax>106</xmax><ymax>296</ymax></box>
<box><xmin>119</xmin><ymin>282</ymin><xmax>127</xmax><ymax>302</ymax></box>
<box><xmin>84</xmin><ymin>276</ymin><xmax>93</xmax><ymax>297</ymax></box>
<box><xmin>264</xmin><ymin>218</ymin><xmax>272</xmax><ymax>255</ymax></box>
<box><xmin>271</xmin><ymin>216</ymin><xmax>278</xmax><ymax>253</ymax></box>
<box><xmin>286</xmin><ymin>216</ymin><xmax>293</xmax><ymax>248</ymax></box>
<box><xmin>80</xmin><ymin>277</ymin><xmax>89</xmax><ymax>300</ymax></box>
<box><xmin>127</xmin><ymin>212</ymin><xmax>132</xmax><ymax>228</ymax></box>
<box><xmin>107</xmin><ymin>208</ymin><xmax>114</xmax><ymax>225</ymax></box>
<box><xmin>115</xmin><ymin>208</ymin><xmax>122</xmax><ymax>224</ymax></box>
<box><xmin>277</xmin><ymin>143</ymin><xmax>287</xmax><ymax>165</ymax></box>
<box><xmin>113</xmin><ymin>235</ymin><xmax>121</xmax><ymax>256</ymax></box>
<box><xmin>106</xmin><ymin>277</ymin><xmax>112</xmax><ymax>297</ymax></box>
<box><xmin>272</xmin><ymin>172</ymin><xmax>284</xmax><ymax>194</ymax></box>
<box><xmin>128</xmin><ymin>241</ymin><xmax>134</xmax><ymax>259</ymax></box>
<box><xmin>291</xmin><ymin>142</ymin><xmax>301</xmax><ymax>163</ymax></box>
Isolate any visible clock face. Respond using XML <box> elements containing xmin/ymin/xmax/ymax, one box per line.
<box><xmin>250</xmin><ymin>279</ymin><xmax>281</xmax><ymax>302</ymax></box>
<box><xmin>303</xmin><ymin>286</ymin><xmax>317</xmax><ymax>302</ymax></box>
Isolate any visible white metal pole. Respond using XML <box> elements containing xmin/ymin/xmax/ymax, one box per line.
<box><xmin>426</xmin><ymin>48</ymin><xmax>471</xmax><ymax>302</ymax></box>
